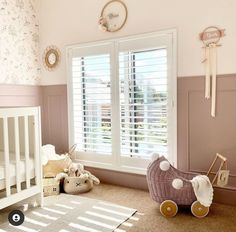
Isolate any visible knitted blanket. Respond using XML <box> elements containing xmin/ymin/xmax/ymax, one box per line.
<box><xmin>190</xmin><ymin>175</ymin><xmax>213</xmax><ymax>207</ymax></box>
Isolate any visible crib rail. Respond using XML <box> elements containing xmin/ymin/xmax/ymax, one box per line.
<box><xmin>0</xmin><ymin>107</ymin><xmax>42</xmax><ymax>210</ymax></box>
<box><xmin>0</xmin><ymin>107</ymin><xmax>39</xmax><ymax>117</ymax></box>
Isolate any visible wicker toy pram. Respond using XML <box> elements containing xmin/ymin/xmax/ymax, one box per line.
<box><xmin>147</xmin><ymin>155</ymin><xmax>210</xmax><ymax>218</ymax></box>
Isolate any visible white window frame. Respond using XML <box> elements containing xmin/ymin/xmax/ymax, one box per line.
<box><xmin>67</xmin><ymin>30</ymin><xmax>177</xmax><ymax>175</ymax></box>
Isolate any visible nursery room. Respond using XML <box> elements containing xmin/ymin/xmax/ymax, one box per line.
<box><xmin>0</xmin><ymin>0</ymin><xmax>236</xmax><ymax>231</ymax></box>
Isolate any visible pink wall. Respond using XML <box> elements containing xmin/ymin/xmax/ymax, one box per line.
<box><xmin>40</xmin><ymin>76</ymin><xmax>236</xmax><ymax>205</ymax></box>
<box><xmin>177</xmin><ymin>74</ymin><xmax>236</xmax><ymax>206</ymax></box>
<box><xmin>0</xmin><ymin>84</ymin><xmax>67</xmax><ymax>154</ymax></box>
<box><xmin>0</xmin><ymin>85</ymin><xmax>42</xmax><ymax>107</ymax></box>
<box><xmin>1</xmin><ymin>78</ymin><xmax>236</xmax><ymax>205</ymax></box>
<box><xmin>41</xmin><ymin>85</ymin><xmax>68</xmax><ymax>153</ymax></box>
<box><xmin>178</xmin><ymin>74</ymin><xmax>236</xmax><ymax>188</ymax></box>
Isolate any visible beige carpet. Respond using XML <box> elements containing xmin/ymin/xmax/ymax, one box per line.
<box><xmin>1</xmin><ymin>183</ymin><xmax>236</xmax><ymax>232</ymax></box>
<box><xmin>83</xmin><ymin>184</ymin><xmax>236</xmax><ymax>232</ymax></box>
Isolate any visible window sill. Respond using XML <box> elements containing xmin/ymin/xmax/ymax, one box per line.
<box><xmin>74</xmin><ymin>158</ymin><xmax>147</xmax><ymax>175</ymax></box>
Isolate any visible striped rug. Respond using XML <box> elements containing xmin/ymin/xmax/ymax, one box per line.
<box><xmin>0</xmin><ymin>194</ymin><xmax>137</xmax><ymax>232</ymax></box>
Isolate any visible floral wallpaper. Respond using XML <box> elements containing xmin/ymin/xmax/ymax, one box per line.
<box><xmin>0</xmin><ymin>0</ymin><xmax>40</xmax><ymax>85</ymax></box>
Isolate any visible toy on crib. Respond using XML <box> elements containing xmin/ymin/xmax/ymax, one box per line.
<box><xmin>56</xmin><ymin>163</ymin><xmax>100</xmax><ymax>194</ymax></box>
<box><xmin>147</xmin><ymin>153</ymin><xmax>214</xmax><ymax>218</ymax></box>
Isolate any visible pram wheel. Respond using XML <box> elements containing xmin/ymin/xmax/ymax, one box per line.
<box><xmin>191</xmin><ymin>201</ymin><xmax>209</xmax><ymax>218</ymax></box>
<box><xmin>160</xmin><ymin>200</ymin><xmax>178</xmax><ymax>217</ymax></box>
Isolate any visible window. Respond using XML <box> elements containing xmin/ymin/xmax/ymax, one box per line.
<box><xmin>67</xmin><ymin>31</ymin><xmax>176</xmax><ymax>174</ymax></box>
<box><xmin>71</xmin><ymin>54</ymin><xmax>112</xmax><ymax>155</ymax></box>
<box><xmin>120</xmin><ymin>49</ymin><xmax>168</xmax><ymax>158</ymax></box>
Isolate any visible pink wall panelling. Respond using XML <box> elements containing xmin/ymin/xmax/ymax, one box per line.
<box><xmin>0</xmin><ymin>85</ymin><xmax>42</xmax><ymax>107</ymax></box>
<box><xmin>0</xmin><ymin>84</ymin><xmax>68</xmax><ymax>153</ymax></box>
<box><xmin>41</xmin><ymin>85</ymin><xmax>68</xmax><ymax>153</ymax></box>
<box><xmin>41</xmin><ymin>76</ymin><xmax>236</xmax><ymax>205</ymax></box>
<box><xmin>177</xmin><ymin>74</ymin><xmax>236</xmax><ymax>190</ymax></box>
<box><xmin>86</xmin><ymin>167</ymin><xmax>148</xmax><ymax>191</ymax></box>
<box><xmin>1</xmin><ymin>76</ymin><xmax>236</xmax><ymax>206</ymax></box>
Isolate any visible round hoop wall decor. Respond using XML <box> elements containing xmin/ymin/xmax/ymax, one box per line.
<box><xmin>199</xmin><ymin>26</ymin><xmax>225</xmax><ymax>46</ymax></box>
<box><xmin>99</xmin><ymin>0</ymin><xmax>128</xmax><ymax>32</ymax></box>
<box><xmin>43</xmin><ymin>46</ymin><xmax>61</xmax><ymax>71</ymax></box>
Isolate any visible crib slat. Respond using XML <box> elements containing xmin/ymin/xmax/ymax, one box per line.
<box><xmin>3</xmin><ymin>117</ymin><xmax>10</xmax><ymax>197</ymax></box>
<box><xmin>24</xmin><ymin>116</ymin><xmax>30</xmax><ymax>189</ymax></box>
<box><xmin>34</xmin><ymin>109</ymin><xmax>44</xmax><ymax>207</ymax></box>
<box><xmin>14</xmin><ymin>117</ymin><xmax>21</xmax><ymax>192</ymax></box>
<box><xmin>34</xmin><ymin>114</ymin><xmax>40</xmax><ymax>185</ymax></box>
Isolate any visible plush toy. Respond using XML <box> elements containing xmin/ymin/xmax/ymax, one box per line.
<box><xmin>56</xmin><ymin>170</ymin><xmax>100</xmax><ymax>194</ymax></box>
<box><xmin>64</xmin><ymin>171</ymin><xmax>100</xmax><ymax>194</ymax></box>
<box><xmin>98</xmin><ymin>16</ymin><xmax>108</xmax><ymax>32</ymax></box>
<box><xmin>66</xmin><ymin>163</ymin><xmax>84</xmax><ymax>177</ymax></box>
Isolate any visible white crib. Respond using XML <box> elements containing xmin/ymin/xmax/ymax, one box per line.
<box><xmin>0</xmin><ymin>107</ymin><xmax>43</xmax><ymax>210</ymax></box>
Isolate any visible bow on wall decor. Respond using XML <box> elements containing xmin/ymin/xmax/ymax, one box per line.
<box><xmin>199</xmin><ymin>26</ymin><xmax>226</xmax><ymax>117</ymax></box>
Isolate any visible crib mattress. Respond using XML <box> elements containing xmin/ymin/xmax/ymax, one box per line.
<box><xmin>0</xmin><ymin>152</ymin><xmax>35</xmax><ymax>190</ymax></box>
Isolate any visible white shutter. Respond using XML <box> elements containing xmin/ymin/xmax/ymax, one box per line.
<box><xmin>67</xmin><ymin>30</ymin><xmax>176</xmax><ymax>172</ymax></box>
<box><xmin>71</xmin><ymin>52</ymin><xmax>112</xmax><ymax>155</ymax></box>
<box><xmin>119</xmin><ymin>48</ymin><xmax>168</xmax><ymax>159</ymax></box>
